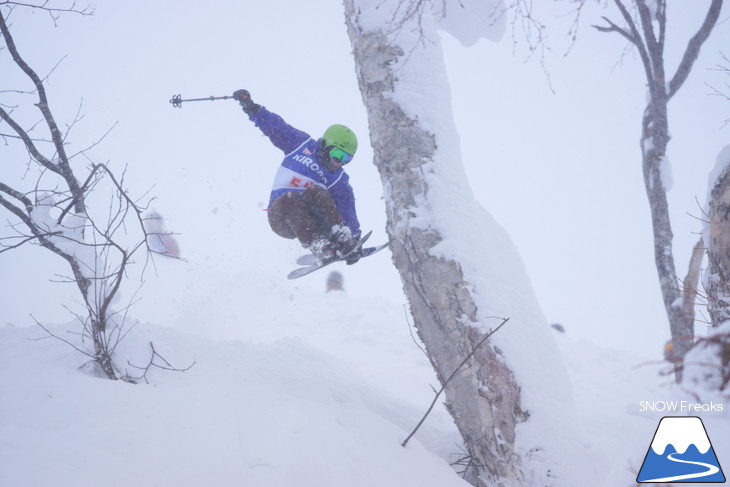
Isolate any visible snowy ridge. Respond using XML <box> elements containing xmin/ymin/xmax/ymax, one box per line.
<box><xmin>0</xmin><ymin>287</ymin><xmax>467</xmax><ymax>487</ymax></box>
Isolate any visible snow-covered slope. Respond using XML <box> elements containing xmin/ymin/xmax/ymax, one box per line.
<box><xmin>0</xmin><ymin>259</ymin><xmax>466</xmax><ymax>487</ymax></box>
<box><xmin>1</xmin><ymin>258</ymin><xmax>728</xmax><ymax>486</ymax></box>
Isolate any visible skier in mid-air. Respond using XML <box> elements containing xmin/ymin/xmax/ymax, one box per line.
<box><xmin>232</xmin><ymin>89</ymin><xmax>363</xmax><ymax>264</ymax></box>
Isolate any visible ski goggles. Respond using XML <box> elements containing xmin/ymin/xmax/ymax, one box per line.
<box><xmin>329</xmin><ymin>147</ymin><xmax>354</xmax><ymax>165</ymax></box>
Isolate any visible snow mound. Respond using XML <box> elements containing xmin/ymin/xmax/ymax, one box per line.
<box><xmin>2</xmin><ymin>279</ymin><xmax>728</xmax><ymax>487</ymax></box>
<box><xmin>434</xmin><ymin>0</ymin><xmax>506</xmax><ymax>46</ymax></box>
<box><xmin>0</xmin><ymin>284</ymin><xmax>468</xmax><ymax>487</ymax></box>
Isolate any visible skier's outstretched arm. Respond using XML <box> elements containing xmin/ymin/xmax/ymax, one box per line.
<box><xmin>232</xmin><ymin>89</ymin><xmax>309</xmax><ymax>154</ymax></box>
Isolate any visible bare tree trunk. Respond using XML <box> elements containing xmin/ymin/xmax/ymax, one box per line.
<box><xmin>641</xmin><ymin>96</ymin><xmax>696</xmax><ymax>370</ymax></box>
<box><xmin>594</xmin><ymin>0</ymin><xmax>723</xmax><ymax>379</ymax></box>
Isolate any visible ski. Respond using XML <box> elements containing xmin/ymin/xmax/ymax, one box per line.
<box><xmin>295</xmin><ymin>243</ymin><xmax>386</xmax><ymax>266</ymax></box>
<box><xmin>287</xmin><ymin>232</ymin><xmax>389</xmax><ymax>280</ymax></box>
<box><xmin>287</xmin><ymin>231</ymin><xmax>371</xmax><ymax>280</ymax></box>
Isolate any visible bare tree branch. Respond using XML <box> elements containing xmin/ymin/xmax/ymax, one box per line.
<box><xmin>401</xmin><ymin>317</ymin><xmax>510</xmax><ymax>447</ymax></box>
<box><xmin>593</xmin><ymin>16</ymin><xmax>637</xmax><ymax>44</ymax></box>
<box><xmin>32</xmin><ymin>316</ymin><xmax>95</xmax><ymax>359</ymax></box>
<box><xmin>0</xmin><ymin>9</ymin><xmax>85</xmax><ymax>211</ymax></box>
<box><xmin>124</xmin><ymin>342</ymin><xmax>196</xmax><ymax>384</ymax></box>
<box><xmin>668</xmin><ymin>0</ymin><xmax>723</xmax><ymax>99</ymax></box>
<box><xmin>635</xmin><ymin>0</ymin><xmax>662</xmax><ymax>71</ymax></box>
<box><xmin>0</xmin><ymin>1</ymin><xmax>94</xmax><ymax>18</ymax></box>
<box><xmin>0</xmin><ymin>105</ymin><xmax>57</xmax><ymax>170</ymax></box>
<box><xmin>616</xmin><ymin>0</ymin><xmax>655</xmax><ymax>91</ymax></box>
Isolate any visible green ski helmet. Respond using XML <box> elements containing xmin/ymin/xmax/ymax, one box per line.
<box><xmin>320</xmin><ymin>124</ymin><xmax>358</xmax><ymax>170</ymax></box>
<box><xmin>323</xmin><ymin>124</ymin><xmax>358</xmax><ymax>154</ymax></box>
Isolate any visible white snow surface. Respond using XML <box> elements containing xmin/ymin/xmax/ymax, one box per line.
<box><xmin>2</xmin><ymin>266</ymin><xmax>728</xmax><ymax>487</ymax></box>
<box><xmin>0</xmin><ymin>276</ymin><xmax>465</xmax><ymax>487</ymax></box>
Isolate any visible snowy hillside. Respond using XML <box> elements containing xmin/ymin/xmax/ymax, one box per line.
<box><xmin>2</xmin><ymin>255</ymin><xmax>727</xmax><ymax>486</ymax></box>
<box><xmin>0</xmin><ymin>256</ymin><xmax>465</xmax><ymax>487</ymax></box>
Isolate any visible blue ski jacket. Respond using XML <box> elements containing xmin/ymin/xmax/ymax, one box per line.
<box><xmin>250</xmin><ymin>107</ymin><xmax>361</xmax><ymax>238</ymax></box>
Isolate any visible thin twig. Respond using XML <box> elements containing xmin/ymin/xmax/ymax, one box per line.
<box><xmin>32</xmin><ymin>316</ymin><xmax>95</xmax><ymax>359</ymax></box>
<box><xmin>125</xmin><ymin>342</ymin><xmax>196</xmax><ymax>384</ymax></box>
<box><xmin>403</xmin><ymin>304</ymin><xmax>430</xmax><ymax>359</ymax></box>
<box><xmin>401</xmin><ymin>317</ymin><xmax>510</xmax><ymax>447</ymax></box>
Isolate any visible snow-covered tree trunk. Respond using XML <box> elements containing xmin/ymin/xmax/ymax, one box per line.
<box><xmin>705</xmin><ymin>147</ymin><xmax>730</xmax><ymax>327</ymax></box>
<box><xmin>344</xmin><ymin>1</ymin><xmax>599</xmax><ymax>485</ymax></box>
<box><xmin>345</xmin><ymin>31</ymin><xmax>525</xmax><ymax>487</ymax></box>
<box><xmin>688</xmin><ymin>147</ymin><xmax>730</xmax><ymax>399</ymax></box>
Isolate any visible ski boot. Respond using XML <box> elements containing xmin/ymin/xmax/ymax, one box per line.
<box><xmin>306</xmin><ymin>237</ymin><xmax>339</xmax><ymax>264</ymax></box>
<box><xmin>331</xmin><ymin>225</ymin><xmax>363</xmax><ymax>264</ymax></box>
<box><xmin>331</xmin><ymin>225</ymin><xmax>357</xmax><ymax>257</ymax></box>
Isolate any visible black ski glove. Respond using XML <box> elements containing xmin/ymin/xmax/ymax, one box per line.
<box><xmin>232</xmin><ymin>89</ymin><xmax>260</xmax><ymax>116</ymax></box>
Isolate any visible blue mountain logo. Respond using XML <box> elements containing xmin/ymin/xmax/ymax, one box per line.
<box><xmin>637</xmin><ymin>416</ymin><xmax>725</xmax><ymax>483</ymax></box>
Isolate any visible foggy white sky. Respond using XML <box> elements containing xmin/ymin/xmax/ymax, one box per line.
<box><xmin>1</xmin><ymin>1</ymin><xmax>728</xmax><ymax>357</ymax></box>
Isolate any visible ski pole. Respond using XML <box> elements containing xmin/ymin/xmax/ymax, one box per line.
<box><xmin>169</xmin><ymin>93</ymin><xmax>234</xmax><ymax>108</ymax></box>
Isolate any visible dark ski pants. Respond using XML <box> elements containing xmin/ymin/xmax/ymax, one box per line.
<box><xmin>268</xmin><ymin>185</ymin><xmax>343</xmax><ymax>247</ymax></box>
